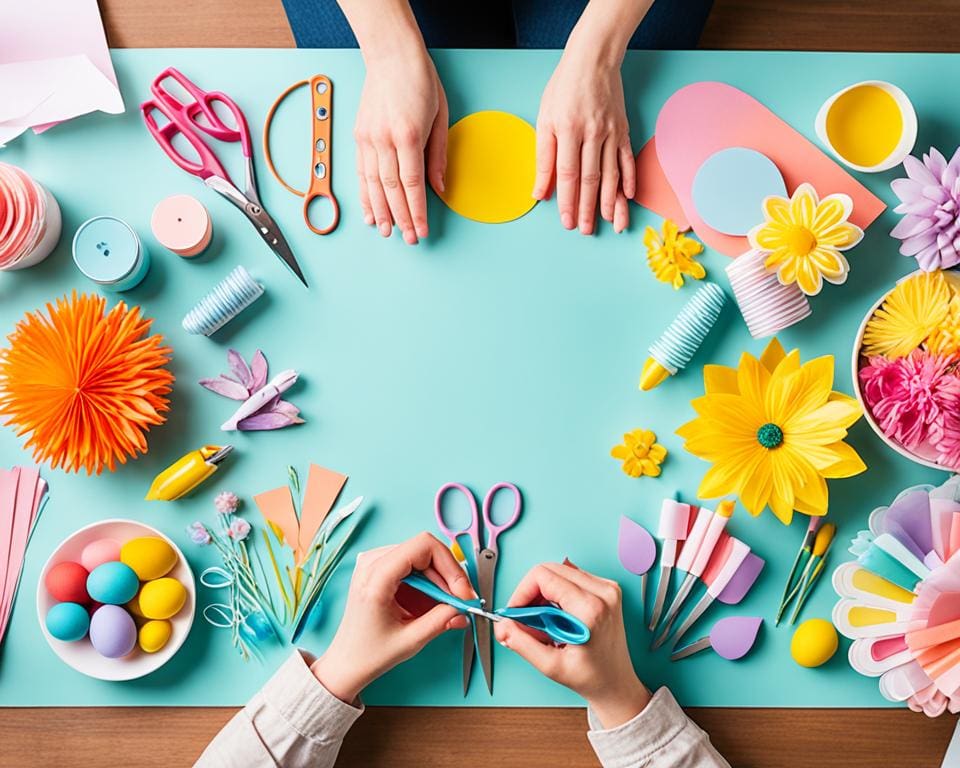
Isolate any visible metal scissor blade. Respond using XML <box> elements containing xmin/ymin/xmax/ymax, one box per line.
<box><xmin>649</xmin><ymin>565</ymin><xmax>673</xmax><ymax>631</ymax></box>
<box><xmin>667</xmin><ymin>593</ymin><xmax>713</xmax><ymax>651</ymax></box>
<box><xmin>652</xmin><ymin>574</ymin><xmax>696</xmax><ymax>649</ymax></box>
<box><xmin>670</xmin><ymin>635</ymin><xmax>711</xmax><ymax>661</ymax></box>
<box><xmin>205</xmin><ymin>175</ymin><xmax>309</xmax><ymax>286</ymax></box>
<box><xmin>476</xmin><ymin>548</ymin><xmax>498</xmax><ymax>694</ymax></box>
<box><xmin>461</xmin><ymin>618</ymin><xmax>475</xmax><ymax>696</ymax></box>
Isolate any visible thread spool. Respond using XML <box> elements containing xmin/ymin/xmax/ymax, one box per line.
<box><xmin>0</xmin><ymin>163</ymin><xmax>62</xmax><ymax>271</ymax></box>
<box><xmin>72</xmin><ymin>216</ymin><xmax>150</xmax><ymax>291</ymax></box>
<box><xmin>726</xmin><ymin>250</ymin><xmax>811</xmax><ymax>339</ymax></box>
<box><xmin>151</xmin><ymin>195</ymin><xmax>212</xmax><ymax>257</ymax></box>
<box><xmin>640</xmin><ymin>282</ymin><xmax>726</xmax><ymax>391</ymax></box>
<box><xmin>182</xmin><ymin>266</ymin><xmax>265</xmax><ymax>336</ymax></box>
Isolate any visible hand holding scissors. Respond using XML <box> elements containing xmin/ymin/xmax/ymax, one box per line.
<box><xmin>140</xmin><ymin>67</ymin><xmax>308</xmax><ymax>286</ymax></box>
<box><xmin>434</xmin><ymin>481</ymin><xmax>523</xmax><ymax>693</ymax></box>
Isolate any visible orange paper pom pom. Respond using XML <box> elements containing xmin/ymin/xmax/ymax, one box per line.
<box><xmin>0</xmin><ymin>292</ymin><xmax>174</xmax><ymax>474</ymax></box>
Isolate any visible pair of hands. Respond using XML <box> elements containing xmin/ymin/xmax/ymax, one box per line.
<box><xmin>311</xmin><ymin>532</ymin><xmax>650</xmax><ymax>729</ymax></box>
<box><xmin>353</xmin><ymin>42</ymin><xmax>634</xmax><ymax>244</ymax></box>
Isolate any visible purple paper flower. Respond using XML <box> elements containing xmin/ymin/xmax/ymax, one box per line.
<box><xmin>188</xmin><ymin>521</ymin><xmax>212</xmax><ymax>546</ymax></box>
<box><xmin>890</xmin><ymin>147</ymin><xmax>960</xmax><ymax>271</ymax></box>
<box><xmin>215</xmin><ymin>491</ymin><xmax>240</xmax><ymax>514</ymax></box>
<box><xmin>199</xmin><ymin>349</ymin><xmax>303</xmax><ymax>431</ymax></box>
<box><xmin>228</xmin><ymin>518</ymin><xmax>252</xmax><ymax>541</ymax></box>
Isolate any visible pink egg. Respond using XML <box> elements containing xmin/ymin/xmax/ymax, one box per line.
<box><xmin>80</xmin><ymin>538</ymin><xmax>122</xmax><ymax>572</ymax></box>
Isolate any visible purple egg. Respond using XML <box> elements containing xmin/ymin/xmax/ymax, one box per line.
<box><xmin>89</xmin><ymin>605</ymin><xmax>137</xmax><ymax>658</ymax></box>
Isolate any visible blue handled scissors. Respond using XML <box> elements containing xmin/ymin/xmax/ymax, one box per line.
<box><xmin>434</xmin><ymin>481</ymin><xmax>523</xmax><ymax>694</ymax></box>
<box><xmin>402</xmin><ymin>572</ymin><xmax>590</xmax><ymax>645</ymax></box>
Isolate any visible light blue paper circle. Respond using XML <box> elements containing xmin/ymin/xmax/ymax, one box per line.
<box><xmin>692</xmin><ymin>147</ymin><xmax>786</xmax><ymax>236</ymax></box>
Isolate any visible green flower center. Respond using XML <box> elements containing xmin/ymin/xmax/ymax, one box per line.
<box><xmin>757</xmin><ymin>422</ymin><xmax>784</xmax><ymax>449</ymax></box>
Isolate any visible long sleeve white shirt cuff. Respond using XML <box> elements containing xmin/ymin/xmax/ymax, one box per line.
<box><xmin>586</xmin><ymin>687</ymin><xmax>730</xmax><ymax>768</ymax></box>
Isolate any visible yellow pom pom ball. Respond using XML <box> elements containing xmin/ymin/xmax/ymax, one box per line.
<box><xmin>138</xmin><ymin>619</ymin><xmax>173</xmax><ymax>653</ymax></box>
<box><xmin>791</xmin><ymin>618</ymin><xmax>839</xmax><ymax>668</ymax></box>
<box><xmin>120</xmin><ymin>536</ymin><xmax>178</xmax><ymax>581</ymax></box>
<box><xmin>138</xmin><ymin>577</ymin><xmax>186</xmax><ymax>620</ymax></box>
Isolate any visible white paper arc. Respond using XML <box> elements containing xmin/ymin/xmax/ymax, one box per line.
<box><xmin>0</xmin><ymin>55</ymin><xmax>124</xmax><ymax>146</ymax></box>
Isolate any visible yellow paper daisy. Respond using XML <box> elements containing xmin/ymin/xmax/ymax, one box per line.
<box><xmin>676</xmin><ymin>338</ymin><xmax>866</xmax><ymax>524</ymax></box>
<box><xmin>611</xmin><ymin>429</ymin><xmax>667</xmax><ymax>478</ymax></box>
<box><xmin>644</xmin><ymin>220</ymin><xmax>705</xmax><ymax>289</ymax></box>
<box><xmin>748</xmin><ymin>183</ymin><xmax>863</xmax><ymax>296</ymax></box>
<box><xmin>863</xmin><ymin>270</ymin><xmax>950</xmax><ymax>359</ymax></box>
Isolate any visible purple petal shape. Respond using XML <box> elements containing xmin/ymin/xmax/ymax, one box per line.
<box><xmin>199</xmin><ymin>375</ymin><xmax>251</xmax><ymax>400</ymax></box>
<box><xmin>227</xmin><ymin>349</ymin><xmax>254</xmax><ymax>390</ymax></box>
<box><xmin>891</xmin><ymin>178</ymin><xmax>922</xmax><ymax>204</ymax></box>
<box><xmin>250</xmin><ymin>350</ymin><xmax>269</xmax><ymax>390</ymax></box>
<box><xmin>904</xmin><ymin>154</ymin><xmax>938</xmax><ymax>186</ymax></box>
<box><xmin>710</xmin><ymin>616</ymin><xmax>762</xmax><ymax>660</ymax></box>
<box><xmin>716</xmin><ymin>552</ymin><xmax>765</xmax><ymax>605</ymax></box>
<box><xmin>237</xmin><ymin>412</ymin><xmax>300</xmax><ymax>430</ymax></box>
<box><xmin>617</xmin><ymin>516</ymin><xmax>657</xmax><ymax>576</ymax></box>
<box><xmin>272</xmin><ymin>400</ymin><xmax>304</xmax><ymax>422</ymax></box>
<box><xmin>883</xmin><ymin>490</ymin><xmax>933</xmax><ymax>555</ymax></box>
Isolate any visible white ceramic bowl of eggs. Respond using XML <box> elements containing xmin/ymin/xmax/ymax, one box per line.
<box><xmin>37</xmin><ymin>519</ymin><xmax>195</xmax><ymax>681</ymax></box>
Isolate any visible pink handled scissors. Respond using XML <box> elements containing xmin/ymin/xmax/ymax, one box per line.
<box><xmin>140</xmin><ymin>67</ymin><xmax>307</xmax><ymax>286</ymax></box>
<box><xmin>435</xmin><ymin>481</ymin><xmax>523</xmax><ymax>694</ymax></box>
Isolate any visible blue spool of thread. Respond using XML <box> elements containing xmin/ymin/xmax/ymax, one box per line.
<box><xmin>182</xmin><ymin>265</ymin><xmax>265</xmax><ymax>336</ymax></box>
<box><xmin>72</xmin><ymin>216</ymin><xmax>150</xmax><ymax>292</ymax></box>
<box><xmin>640</xmin><ymin>282</ymin><xmax>726</xmax><ymax>391</ymax></box>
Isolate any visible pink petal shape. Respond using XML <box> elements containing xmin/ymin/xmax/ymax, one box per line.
<box><xmin>710</xmin><ymin>615</ymin><xmax>763</xmax><ymax>660</ymax></box>
<box><xmin>199</xmin><ymin>375</ymin><xmax>251</xmax><ymax>400</ymax></box>
<box><xmin>237</xmin><ymin>411</ymin><xmax>300</xmax><ymax>430</ymax></box>
<box><xmin>928</xmin><ymin>593</ymin><xmax>960</xmax><ymax>628</ymax></box>
<box><xmin>227</xmin><ymin>349</ymin><xmax>254</xmax><ymax>390</ymax></box>
<box><xmin>250</xmin><ymin>349</ymin><xmax>268</xmax><ymax>390</ymax></box>
<box><xmin>617</xmin><ymin>516</ymin><xmax>657</xmax><ymax>576</ymax></box>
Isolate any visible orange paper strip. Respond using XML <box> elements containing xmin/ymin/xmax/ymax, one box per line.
<box><xmin>298</xmin><ymin>464</ymin><xmax>348</xmax><ymax>557</ymax></box>
<box><xmin>254</xmin><ymin>486</ymin><xmax>301</xmax><ymax>559</ymax></box>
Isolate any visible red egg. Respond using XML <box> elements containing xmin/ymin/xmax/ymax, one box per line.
<box><xmin>45</xmin><ymin>561</ymin><xmax>90</xmax><ymax>604</ymax></box>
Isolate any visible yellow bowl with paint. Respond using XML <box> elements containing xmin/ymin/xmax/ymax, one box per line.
<box><xmin>815</xmin><ymin>81</ymin><xmax>917</xmax><ymax>173</ymax></box>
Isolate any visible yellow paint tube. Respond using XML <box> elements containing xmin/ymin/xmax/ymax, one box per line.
<box><xmin>145</xmin><ymin>445</ymin><xmax>233</xmax><ymax>501</ymax></box>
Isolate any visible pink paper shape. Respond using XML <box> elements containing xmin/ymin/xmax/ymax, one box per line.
<box><xmin>0</xmin><ymin>466</ymin><xmax>43</xmax><ymax>644</ymax></box>
<box><xmin>617</xmin><ymin>516</ymin><xmax>657</xmax><ymax>576</ymax></box>
<box><xmin>872</xmin><ymin>635</ymin><xmax>909</xmax><ymax>662</ymax></box>
<box><xmin>702</xmin><ymin>533</ymin><xmax>733</xmax><ymax>585</ymax></box>
<box><xmin>716</xmin><ymin>551</ymin><xmax>765</xmax><ymax>605</ymax></box>
<box><xmin>254</xmin><ymin>486</ymin><xmax>301</xmax><ymax>559</ymax></box>
<box><xmin>710</xmin><ymin>615</ymin><xmax>762</xmax><ymax>660</ymax></box>
<box><xmin>298</xmin><ymin>465</ymin><xmax>348</xmax><ymax>558</ymax></box>
<box><xmin>928</xmin><ymin>593</ymin><xmax>960</xmax><ymax>629</ymax></box>
<box><xmin>0</xmin><ymin>0</ymin><xmax>120</xmax><ymax>134</ymax></box>
<box><xmin>643</xmin><ymin>82</ymin><xmax>886</xmax><ymax>256</ymax></box>
<box><xmin>633</xmin><ymin>138</ymin><xmax>691</xmax><ymax>230</ymax></box>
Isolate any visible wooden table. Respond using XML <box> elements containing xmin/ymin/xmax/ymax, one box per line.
<box><xmin>3</xmin><ymin>2</ymin><xmax>960</xmax><ymax>766</ymax></box>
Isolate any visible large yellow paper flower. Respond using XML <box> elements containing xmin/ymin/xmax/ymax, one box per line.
<box><xmin>677</xmin><ymin>338</ymin><xmax>866</xmax><ymax>524</ymax></box>
<box><xmin>611</xmin><ymin>429</ymin><xmax>667</xmax><ymax>478</ymax></box>
<box><xmin>644</xmin><ymin>220</ymin><xmax>705</xmax><ymax>289</ymax></box>
<box><xmin>863</xmin><ymin>270</ymin><xmax>950</xmax><ymax>359</ymax></box>
<box><xmin>925</xmin><ymin>291</ymin><xmax>960</xmax><ymax>360</ymax></box>
<box><xmin>748</xmin><ymin>183</ymin><xmax>863</xmax><ymax>296</ymax></box>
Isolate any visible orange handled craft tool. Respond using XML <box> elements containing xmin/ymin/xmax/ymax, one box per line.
<box><xmin>263</xmin><ymin>74</ymin><xmax>339</xmax><ymax>235</ymax></box>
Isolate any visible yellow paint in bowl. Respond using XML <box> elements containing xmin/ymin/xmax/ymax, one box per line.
<box><xmin>815</xmin><ymin>80</ymin><xmax>917</xmax><ymax>173</ymax></box>
<box><xmin>439</xmin><ymin>111</ymin><xmax>537</xmax><ymax>224</ymax></box>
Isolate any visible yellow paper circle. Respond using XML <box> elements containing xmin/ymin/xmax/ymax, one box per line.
<box><xmin>440</xmin><ymin>110</ymin><xmax>537</xmax><ymax>224</ymax></box>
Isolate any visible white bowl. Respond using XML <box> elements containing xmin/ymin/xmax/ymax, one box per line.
<box><xmin>36</xmin><ymin>519</ymin><xmax>196</xmax><ymax>681</ymax></box>
<box><xmin>851</xmin><ymin>273</ymin><xmax>951</xmax><ymax>472</ymax></box>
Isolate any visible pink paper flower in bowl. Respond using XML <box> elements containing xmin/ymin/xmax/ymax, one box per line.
<box><xmin>935</xmin><ymin>410</ymin><xmax>960</xmax><ymax>471</ymax></box>
<box><xmin>859</xmin><ymin>350</ymin><xmax>960</xmax><ymax>450</ymax></box>
<box><xmin>890</xmin><ymin>147</ymin><xmax>960</xmax><ymax>271</ymax></box>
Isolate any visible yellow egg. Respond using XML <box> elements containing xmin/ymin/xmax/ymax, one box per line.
<box><xmin>138</xmin><ymin>577</ymin><xmax>187</xmax><ymax>619</ymax></box>
<box><xmin>791</xmin><ymin>618</ymin><xmax>839</xmax><ymax>668</ymax></box>
<box><xmin>138</xmin><ymin>619</ymin><xmax>172</xmax><ymax>653</ymax></box>
<box><xmin>120</xmin><ymin>537</ymin><xmax>178</xmax><ymax>581</ymax></box>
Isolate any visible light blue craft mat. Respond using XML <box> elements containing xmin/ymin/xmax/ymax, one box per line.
<box><xmin>0</xmin><ymin>48</ymin><xmax>951</xmax><ymax>707</ymax></box>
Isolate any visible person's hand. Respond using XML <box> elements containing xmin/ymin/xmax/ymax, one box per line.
<box><xmin>353</xmin><ymin>46</ymin><xmax>448</xmax><ymax>245</ymax></box>
<box><xmin>493</xmin><ymin>560</ymin><xmax>650</xmax><ymax>728</ymax></box>
<box><xmin>310</xmin><ymin>532</ymin><xmax>473</xmax><ymax>702</ymax></box>
<box><xmin>534</xmin><ymin>45</ymin><xmax>634</xmax><ymax>236</ymax></box>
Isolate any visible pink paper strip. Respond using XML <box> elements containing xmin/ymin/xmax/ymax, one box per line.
<box><xmin>298</xmin><ymin>465</ymin><xmax>347</xmax><ymax>558</ymax></box>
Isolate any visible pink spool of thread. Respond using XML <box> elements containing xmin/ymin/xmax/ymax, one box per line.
<box><xmin>150</xmin><ymin>194</ymin><xmax>213</xmax><ymax>258</ymax></box>
<box><xmin>0</xmin><ymin>162</ymin><xmax>62</xmax><ymax>271</ymax></box>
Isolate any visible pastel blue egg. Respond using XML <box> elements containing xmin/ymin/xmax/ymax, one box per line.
<box><xmin>46</xmin><ymin>602</ymin><xmax>90</xmax><ymax>642</ymax></box>
<box><xmin>86</xmin><ymin>561</ymin><xmax>139</xmax><ymax>605</ymax></box>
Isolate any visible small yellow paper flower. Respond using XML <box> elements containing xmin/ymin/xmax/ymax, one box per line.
<box><xmin>676</xmin><ymin>338</ymin><xmax>866</xmax><ymax>524</ymax></box>
<box><xmin>863</xmin><ymin>270</ymin><xmax>950</xmax><ymax>359</ymax></box>
<box><xmin>611</xmin><ymin>429</ymin><xmax>667</xmax><ymax>478</ymax></box>
<box><xmin>748</xmin><ymin>183</ymin><xmax>863</xmax><ymax>296</ymax></box>
<box><xmin>645</xmin><ymin>220</ymin><xmax>705</xmax><ymax>289</ymax></box>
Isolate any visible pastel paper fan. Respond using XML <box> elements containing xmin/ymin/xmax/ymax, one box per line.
<box><xmin>833</xmin><ymin>476</ymin><xmax>960</xmax><ymax>716</ymax></box>
<box><xmin>0</xmin><ymin>293</ymin><xmax>174</xmax><ymax>474</ymax></box>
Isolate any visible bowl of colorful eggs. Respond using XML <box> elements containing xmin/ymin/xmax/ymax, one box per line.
<box><xmin>37</xmin><ymin>519</ymin><xmax>195</xmax><ymax>680</ymax></box>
